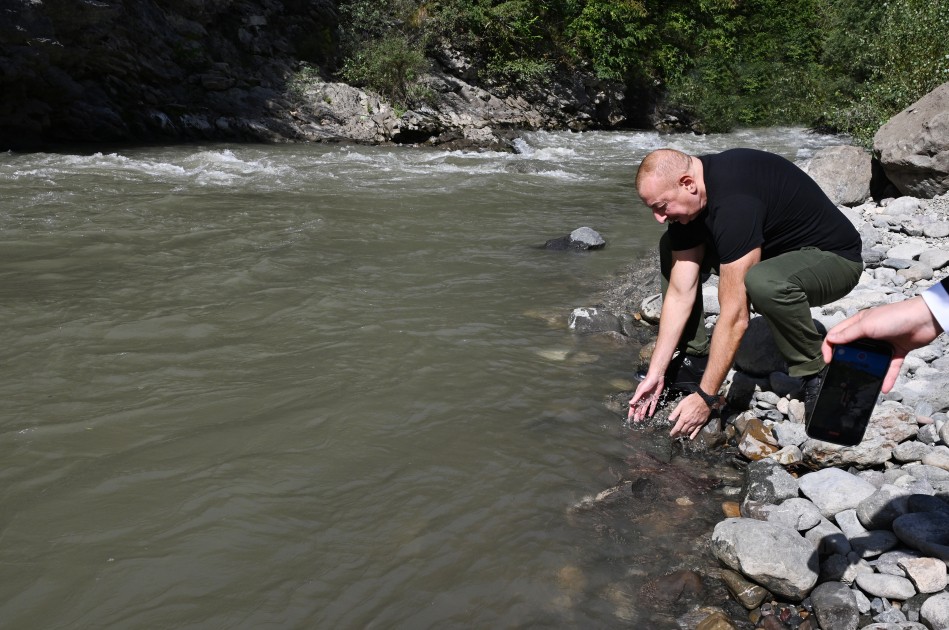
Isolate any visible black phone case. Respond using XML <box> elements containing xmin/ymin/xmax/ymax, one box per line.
<box><xmin>804</xmin><ymin>338</ymin><xmax>893</xmax><ymax>446</ymax></box>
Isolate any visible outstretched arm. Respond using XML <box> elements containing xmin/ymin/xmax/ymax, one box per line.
<box><xmin>628</xmin><ymin>244</ymin><xmax>703</xmax><ymax>422</ymax></box>
<box><xmin>668</xmin><ymin>247</ymin><xmax>759</xmax><ymax>439</ymax></box>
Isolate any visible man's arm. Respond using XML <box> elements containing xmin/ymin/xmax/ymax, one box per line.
<box><xmin>628</xmin><ymin>243</ymin><xmax>703</xmax><ymax>421</ymax></box>
<box><xmin>668</xmin><ymin>247</ymin><xmax>760</xmax><ymax>438</ymax></box>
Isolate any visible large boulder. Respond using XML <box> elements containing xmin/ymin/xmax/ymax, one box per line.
<box><xmin>798</xmin><ymin>145</ymin><xmax>872</xmax><ymax>206</ymax></box>
<box><xmin>711</xmin><ymin>517</ymin><xmax>819</xmax><ymax>600</ymax></box>
<box><xmin>874</xmin><ymin>81</ymin><xmax>949</xmax><ymax>198</ymax></box>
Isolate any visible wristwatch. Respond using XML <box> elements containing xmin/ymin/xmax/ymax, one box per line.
<box><xmin>695</xmin><ymin>386</ymin><xmax>719</xmax><ymax>409</ymax></box>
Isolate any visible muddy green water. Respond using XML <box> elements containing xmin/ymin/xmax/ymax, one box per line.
<box><xmin>0</xmin><ymin>129</ymin><xmax>845</xmax><ymax>628</ymax></box>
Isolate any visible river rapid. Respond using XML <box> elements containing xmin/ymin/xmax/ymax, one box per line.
<box><xmin>0</xmin><ymin>128</ymin><xmax>847</xmax><ymax>628</ymax></box>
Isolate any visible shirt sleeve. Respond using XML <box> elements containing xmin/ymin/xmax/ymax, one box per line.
<box><xmin>921</xmin><ymin>276</ymin><xmax>949</xmax><ymax>333</ymax></box>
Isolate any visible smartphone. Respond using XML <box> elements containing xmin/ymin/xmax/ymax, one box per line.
<box><xmin>805</xmin><ymin>338</ymin><xmax>893</xmax><ymax>446</ymax></box>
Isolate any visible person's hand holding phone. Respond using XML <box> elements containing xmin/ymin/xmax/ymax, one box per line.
<box><xmin>821</xmin><ymin>295</ymin><xmax>944</xmax><ymax>394</ymax></box>
<box><xmin>807</xmin><ymin>339</ymin><xmax>892</xmax><ymax>446</ymax></box>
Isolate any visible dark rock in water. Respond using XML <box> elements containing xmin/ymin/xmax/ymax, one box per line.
<box><xmin>568</xmin><ymin>306</ymin><xmax>621</xmax><ymax>334</ymax></box>
<box><xmin>721</xmin><ymin>568</ymin><xmax>770</xmax><ymax>609</ymax></box>
<box><xmin>629</xmin><ymin>476</ymin><xmax>660</xmax><ymax>502</ymax></box>
<box><xmin>544</xmin><ymin>226</ymin><xmax>606</xmax><ymax>251</ymax></box>
<box><xmin>640</xmin><ymin>569</ymin><xmax>705</xmax><ymax>606</ymax></box>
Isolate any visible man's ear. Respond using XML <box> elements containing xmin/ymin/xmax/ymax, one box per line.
<box><xmin>679</xmin><ymin>174</ymin><xmax>696</xmax><ymax>192</ymax></box>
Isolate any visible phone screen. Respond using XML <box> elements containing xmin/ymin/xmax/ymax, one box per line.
<box><xmin>805</xmin><ymin>339</ymin><xmax>893</xmax><ymax>446</ymax></box>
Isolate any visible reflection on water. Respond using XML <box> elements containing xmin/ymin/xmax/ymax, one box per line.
<box><xmin>0</xmin><ymin>128</ymin><xmax>846</xmax><ymax>628</ymax></box>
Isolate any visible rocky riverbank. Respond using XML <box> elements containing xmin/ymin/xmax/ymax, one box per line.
<box><xmin>570</xmin><ymin>84</ymin><xmax>949</xmax><ymax>629</ymax></box>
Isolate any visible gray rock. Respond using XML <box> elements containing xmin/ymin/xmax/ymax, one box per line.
<box><xmin>857</xmin><ymin>484</ymin><xmax>912</xmax><ymax>530</ymax></box>
<box><xmin>711</xmin><ymin>517</ymin><xmax>818</xmax><ymax>601</ymax></box>
<box><xmin>902</xmin><ymin>262</ymin><xmax>935</xmax><ymax>282</ymax></box>
<box><xmin>898</xmin><ymin>374</ymin><xmax>949</xmax><ymax>409</ymax></box>
<box><xmin>874</xmin><ymin>81</ymin><xmax>949</xmax><ymax>198</ymax></box>
<box><xmin>756</xmin><ymin>391</ymin><xmax>782</xmax><ymax>407</ymax></box>
<box><xmin>938</xmin><ymin>422</ymin><xmax>949</xmax><ymax>444</ymax></box>
<box><xmin>798</xmin><ymin>145</ymin><xmax>872</xmax><ymax>207</ymax></box>
<box><xmin>802</xmin><ymin>405</ymin><xmax>918</xmax><ymax>469</ymax></box>
<box><xmin>896</xmin><ymin>476</ymin><xmax>937</xmax><ymax>496</ymax></box>
<box><xmin>898</xmin><ymin>557</ymin><xmax>948</xmax><ymax>594</ymax></box>
<box><xmin>919</xmin><ymin>248</ymin><xmax>949</xmax><ymax>270</ymax></box>
<box><xmin>887</xmin><ymin>241</ymin><xmax>927</xmax><ymax>260</ymax></box>
<box><xmin>702</xmin><ymin>284</ymin><xmax>720</xmax><ymax>316</ymax></box>
<box><xmin>568</xmin><ymin>307</ymin><xmax>621</xmax><ymax>334</ymax></box>
<box><xmin>905</xmin><ymin>465</ymin><xmax>949</xmax><ymax>484</ymax></box>
<box><xmin>769</xmin><ymin>444</ymin><xmax>804</xmax><ymax>466</ymax></box>
<box><xmin>720</xmin><ymin>568</ymin><xmax>770</xmax><ymax>609</ymax></box>
<box><xmin>893</xmin><ymin>441</ymin><xmax>935</xmax><ymax>463</ymax></box>
<box><xmin>773</xmin><ymin>422</ymin><xmax>808</xmax><ymax>448</ymax></box>
<box><xmin>569</xmin><ymin>226</ymin><xmax>605</xmax><ymax>249</ymax></box>
<box><xmin>806</xmin><ymin>518</ymin><xmax>853</xmax><ymax>556</ymax></box>
<box><xmin>923</xmin><ymin>222</ymin><xmax>949</xmax><ymax>239</ymax></box>
<box><xmin>851</xmin><ymin>530</ymin><xmax>901</xmax><ymax>559</ymax></box>
<box><xmin>922</xmin><ymin>447</ymin><xmax>949</xmax><ymax>471</ymax></box>
<box><xmin>854</xmin><ymin>573</ymin><xmax>917</xmax><ymax>600</ymax></box>
<box><xmin>798</xmin><ymin>467</ymin><xmax>879</xmax><ymax>518</ymax></box>
<box><xmin>545</xmin><ymin>228</ymin><xmax>605</xmax><ymax>251</ymax></box>
<box><xmin>762</xmin><ymin>497</ymin><xmax>823</xmax><ymax>531</ymax></box>
<box><xmin>918</xmin><ymin>423</ymin><xmax>940</xmax><ymax>445</ymax></box>
<box><xmin>873</xmin><ymin>608</ymin><xmax>909</xmax><ymax>624</ymax></box>
<box><xmin>880</xmin><ymin>196</ymin><xmax>923</xmax><ymax>217</ymax></box>
<box><xmin>640</xmin><ymin>293</ymin><xmax>662</xmax><ymax>324</ymax></box>
<box><xmin>810</xmin><ymin>580</ymin><xmax>860</xmax><ymax>630</ymax></box>
<box><xmin>920</xmin><ymin>591</ymin><xmax>949</xmax><ymax>629</ymax></box>
<box><xmin>740</xmin><ymin>458</ymin><xmax>799</xmax><ymax>515</ymax></box>
<box><xmin>788</xmin><ymin>399</ymin><xmax>806</xmax><ymax>424</ymax></box>
<box><xmin>819</xmin><ymin>552</ymin><xmax>874</xmax><ymax>584</ymax></box>
<box><xmin>883</xmin><ymin>257</ymin><xmax>913</xmax><ymax>272</ymax></box>
<box><xmin>853</xmin><ymin>588</ymin><xmax>873</xmax><ymax>615</ymax></box>
<box><xmin>859</xmin><ymin>469</ymin><xmax>888</xmax><ymax>488</ymax></box>
<box><xmin>873</xmin><ymin>549</ymin><xmax>918</xmax><ymax>577</ymax></box>
<box><xmin>836</xmin><ymin>508</ymin><xmax>868</xmax><ymax>538</ymax></box>
<box><xmin>892</xmin><ymin>512</ymin><xmax>949</xmax><ymax>561</ymax></box>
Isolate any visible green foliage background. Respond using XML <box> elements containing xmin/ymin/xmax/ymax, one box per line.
<box><xmin>335</xmin><ymin>0</ymin><xmax>949</xmax><ymax>145</ymax></box>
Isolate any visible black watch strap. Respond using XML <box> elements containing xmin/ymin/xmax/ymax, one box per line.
<box><xmin>695</xmin><ymin>386</ymin><xmax>718</xmax><ymax>409</ymax></box>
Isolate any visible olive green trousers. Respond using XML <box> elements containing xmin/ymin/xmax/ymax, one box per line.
<box><xmin>659</xmin><ymin>232</ymin><xmax>863</xmax><ymax>378</ymax></box>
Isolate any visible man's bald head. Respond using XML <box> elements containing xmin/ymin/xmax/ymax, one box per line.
<box><xmin>635</xmin><ymin>149</ymin><xmax>693</xmax><ymax>193</ymax></box>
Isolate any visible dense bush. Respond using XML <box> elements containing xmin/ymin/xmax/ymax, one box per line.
<box><xmin>819</xmin><ymin>0</ymin><xmax>949</xmax><ymax>145</ymax></box>
<box><xmin>333</xmin><ymin>0</ymin><xmax>949</xmax><ymax>140</ymax></box>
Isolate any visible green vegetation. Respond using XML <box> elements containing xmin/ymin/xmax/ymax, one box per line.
<box><xmin>334</xmin><ymin>0</ymin><xmax>949</xmax><ymax>144</ymax></box>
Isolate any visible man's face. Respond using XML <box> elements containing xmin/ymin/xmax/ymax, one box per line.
<box><xmin>638</xmin><ymin>175</ymin><xmax>701</xmax><ymax>225</ymax></box>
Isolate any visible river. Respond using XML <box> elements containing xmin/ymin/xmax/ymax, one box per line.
<box><xmin>0</xmin><ymin>128</ymin><xmax>846</xmax><ymax>629</ymax></box>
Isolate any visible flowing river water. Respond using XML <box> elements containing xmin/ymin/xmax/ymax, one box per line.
<box><xmin>0</xmin><ymin>128</ymin><xmax>846</xmax><ymax>629</ymax></box>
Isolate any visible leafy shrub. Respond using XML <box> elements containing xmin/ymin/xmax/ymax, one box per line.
<box><xmin>341</xmin><ymin>35</ymin><xmax>430</xmax><ymax>106</ymax></box>
<box><xmin>820</xmin><ymin>0</ymin><xmax>949</xmax><ymax>146</ymax></box>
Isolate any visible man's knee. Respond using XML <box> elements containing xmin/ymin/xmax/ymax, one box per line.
<box><xmin>744</xmin><ymin>264</ymin><xmax>781</xmax><ymax>313</ymax></box>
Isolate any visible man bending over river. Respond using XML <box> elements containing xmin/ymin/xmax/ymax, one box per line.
<box><xmin>627</xmin><ymin>148</ymin><xmax>863</xmax><ymax>439</ymax></box>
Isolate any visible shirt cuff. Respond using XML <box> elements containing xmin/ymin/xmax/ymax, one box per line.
<box><xmin>921</xmin><ymin>279</ymin><xmax>949</xmax><ymax>333</ymax></box>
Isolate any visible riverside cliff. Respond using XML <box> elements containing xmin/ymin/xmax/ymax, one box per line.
<box><xmin>0</xmin><ymin>0</ymin><xmax>629</xmax><ymax>151</ymax></box>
